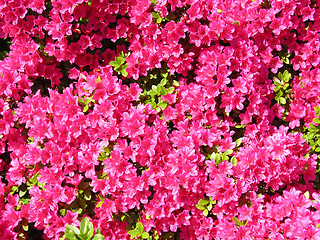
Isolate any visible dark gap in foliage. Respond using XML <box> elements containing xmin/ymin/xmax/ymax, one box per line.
<box><xmin>218</xmin><ymin>39</ymin><xmax>231</xmax><ymax>47</ymax></box>
<box><xmin>167</xmin><ymin>120</ymin><xmax>178</xmax><ymax>134</ymax></box>
<box><xmin>31</xmin><ymin>77</ymin><xmax>51</xmax><ymax>97</ymax></box>
<box><xmin>0</xmin><ymin>37</ymin><xmax>12</xmax><ymax>60</ymax></box>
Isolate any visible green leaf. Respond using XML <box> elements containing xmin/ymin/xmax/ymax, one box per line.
<box><xmin>161</xmin><ymin>72</ymin><xmax>168</xmax><ymax>78</ymax></box>
<box><xmin>203</xmin><ymin>209</ymin><xmax>209</xmax><ymax>216</ymax></box>
<box><xmin>10</xmin><ymin>186</ymin><xmax>18</xmax><ymax>194</ymax></box>
<box><xmin>152</xmin><ymin>12</ymin><xmax>160</xmax><ymax>19</ymax></box>
<box><xmin>198</xmin><ymin>199</ymin><xmax>209</xmax><ymax>205</ymax></box>
<box><xmin>173</xmin><ymin>80</ymin><xmax>179</xmax><ymax>86</ymax></box>
<box><xmin>231</xmin><ymin>156</ymin><xmax>237</xmax><ymax>166</ymax></box>
<box><xmin>65</xmin><ymin>225</ymin><xmax>80</xmax><ymax>239</ymax></box>
<box><xmin>121</xmin><ymin>68</ymin><xmax>128</xmax><ymax>77</ymax></box>
<box><xmin>22</xmin><ymin>224</ymin><xmax>29</xmax><ymax>232</ymax></box>
<box><xmin>81</xmin><ymin>217</ymin><xmax>94</xmax><ymax>239</ymax></box>
<box><xmin>221</xmin><ymin>152</ymin><xmax>229</xmax><ymax>161</ymax></box>
<box><xmin>83</xmin><ymin>105</ymin><xmax>89</xmax><ymax>112</ymax></box>
<box><xmin>315</xmin><ymin>106</ymin><xmax>320</xmax><ymax>116</ymax></box>
<box><xmin>232</xmin><ymin>217</ymin><xmax>242</xmax><ymax>227</ymax></box>
<box><xmin>66</xmin><ymin>225</ymin><xmax>81</xmax><ymax>235</ymax></box>
<box><xmin>225</xmin><ymin>149</ymin><xmax>233</xmax><ymax>155</ymax></box>
<box><xmin>232</xmin><ymin>217</ymin><xmax>247</xmax><ymax>227</ymax></box>
<box><xmin>160</xmin><ymin>78</ymin><xmax>167</xmax><ymax>86</ymax></box>
<box><xmin>92</xmin><ymin>234</ymin><xmax>105</xmax><ymax>240</ymax></box>
<box><xmin>96</xmin><ymin>76</ymin><xmax>101</xmax><ymax>83</ymax></box>
<box><xmin>60</xmin><ymin>209</ymin><xmax>67</xmax><ymax>217</ymax></box>
<box><xmin>137</xmin><ymin>222</ymin><xmax>144</xmax><ymax>233</ymax></box>
<box><xmin>282</xmin><ymin>70</ymin><xmax>291</xmax><ymax>81</ymax></box>
<box><xmin>159</xmin><ymin>86</ymin><xmax>167</xmax><ymax>95</ymax></box>
<box><xmin>213</xmin><ymin>153</ymin><xmax>221</xmax><ymax>164</ymax></box>
<box><xmin>110</xmin><ymin>56</ymin><xmax>126</xmax><ymax>69</ymax></box>
<box><xmin>115</xmin><ymin>56</ymin><xmax>126</xmax><ymax>66</ymax></box>
<box><xmin>156</xmin><ymin>84</ymin><xmax>163</xmax><ymax>94</ymax></box>
<box><xmin>71</xmin><ymin>208</ymin><xmax>83</xmax><ymax>215</ymax></box>
<box><xmin>142</xmin><ymin>232</ymin><xmax>149</xmax><ymax>239</ymax></box>
<box><xmin>236</xmin><ymin>138</ymin><xmax>242</xmax><ymax>147</ymax></box>
<box><xmin>128</xmin><ymin>229</ymin><xmax>141</xmax><ymax>238</ymax></box>
<box><xmin>167</xmin><ymin>87</ymin><xmax>175</xmax><ymax>94</ymax></box>
<box><xmin>308</xmin><ymin>124</ymin><xmax>318</xmax><ymax>133</ymax></box>
<box><xmin>84</xmin><ymin>189</ymin><xmax>92</xmax><ymax>200</ymax></box>
<box><xmin>217</xmin><ymin>9</ymin><xmax>223</xmax><ymax>13</ymax></box>
<box><xmin>279</xmin><ymin>97</ymin><xmax>286</xmax><ymax>105</ymax></box>
<box><xmin>317</xmin><ymin>223</ymin><xmax>320</xmax><ymax>228</ymax></box>
<box><xmin>304</xmin><ymin>191</ymin><xmax>310</xmax><ymax>199</ymax></box>
<box><xmin>196</xmin><ymin>204</ymin><xmax>206</xmax><ymax>210</ymax></box>
<box><xmin>158</xmin><ymin>102</ymin><xmax>168</xmax><ymax>110</ymax></box>
<box><xmin>78</xmin><ymin>233</ymin><xmax>88</xmax><ymax>240</ymax></box>
<box><xmin>96</xmin><ymin>197</ymin><xmax>105</xmax><ymax>208</ymax></box>
<box><xmin>19</xmin><ymin>189</ymin><xmax>27</xmax><ymax>197</ymax></box>
<box><xmin>151</xmin><ymin>101</ymin><xmax>157</xmax><ymax>109</ymax></box>
<box><xmin>274</xmin><ymin>85</ymin><xmax>281</xmax><ymax>91</ymax></box>
<box><xmin>313</xmin><ymin>118</ymin><xmax>320</xmax><ymax>124</ymax></box>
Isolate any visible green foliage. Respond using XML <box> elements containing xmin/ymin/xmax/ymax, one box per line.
<box><xmin>152</xmin><ymin>12</ymin><xmax>164</xmax><ymax>24</ymax></box>
<box><xmin>304</xmin><ymin>191</ymin><xmax>310</xmax><ymax>199</ymax></box>
<box><xmin>128</xmin><ymin>222</ymin><xmax>151</xmax><ymax>239</ymax></box>
<box><xmin>273</xmin><ymin>70</ymin><xmax>292</xmax><ymax>107</ymax></box>
<box><xmin>232</xmin><ymin>216</ymin><xmax>248</xmax><ymax>228</ymax></box>
<box><xmin>113</xmin><ymin>210</ymin><xmax>163</xmax><ymax>239</ymax></box>
<box><xmin>95</xmin><ymin>194</ymin><xmax>105</xmax><ymax>208</ymax></box>
<box><xmin>59</xmin><ymin>179</ymin><xmax>96</xmax><ymax>218</ymax></box>
<box><xmin>109</xmin><ymin>52</ymin><xmax>128</xmax><ymax>77</ymax></box>
<box><xmin>196</xmin><ymin>197</ymin><xmax>216</xmax><ymax>217</ymax></box>
<box><xmin>303</xmin><ymin>106</ymin><xmax>320</xmax><ymax>158</ymax></box>
<box><xmin>302</xmin><ymin>105</ymin><xmax>320</xmax><ymax>188</ymax></box>
<box><xmin>97</xmin><ymin>146</ymin><xmax>111</xmax><ymax>161</ymax></box>
<box><xmin>78</xmin><ymin>96</ymin><xmax>95</xmax><ymax>113</ymax></box>
<box><xmin>63</xmin><ymin>217</ymin><xmax>104</xmax><ymax>240</ymax></box>
<box><xmin>211</xmin><ymin>149</ymin><xmax>236</xmax><ymax>166</ymax></box>
<box><xmin>279</xmin><ymin>52</ymin><xmax>292</xmax><ymax>65</ymax></box>
<box><xmin>139</xmin><ymin>68</ymin><xmax>176</xmax><ymax>112</ymax></box>
<box><xmin>10</xmin><ymin>172</ymin><xmax>47</xmax><ymax>210</ymax></box>
<box><xmin>26</xmin><ymin>172</ymin><xmax>46</xmax><ymax>189</ymax></box>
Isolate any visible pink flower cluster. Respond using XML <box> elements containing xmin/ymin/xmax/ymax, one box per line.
<box><xmin>1</xmin><ymin>0</ymin><xmax>320</xmax><ymax>239</ymax></box>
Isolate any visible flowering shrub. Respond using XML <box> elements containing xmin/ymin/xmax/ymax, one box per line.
<box><xmin>1</xmin><ymin>0</ymin><xmax>320</xmax><ymax>239</ymax></box>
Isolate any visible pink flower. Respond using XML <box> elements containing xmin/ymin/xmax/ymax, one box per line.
<box><xmin>269</xmin><ymin>56</ymin><xmax>283</xmax><ymax>73</ymax></box>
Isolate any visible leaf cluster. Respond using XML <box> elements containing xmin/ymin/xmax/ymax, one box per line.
<box><xmin>128</xmin><ymin>222</ymin><xmax>151</xmax><ymax>239</ymax></box>
<box><xmin>211</xmin><ymin>149</ymin><xmax>237</xmax><ymax>166</ymax></box>
<box><xmin>139</xmin><ymin>69</ymin><xmax>177</xmax><ymax>112</ymax></box>
<box><xmin>64</xmin><ymin>217</ymin><xmax>104</xmax><ymax>240</ymax></box>
<box><xmin>273</xmin><ymin>70</ymin><xmax>292</xmax><ymax>106</ymax></box>
<box><xmin>303</xmin><ymin>106</ymin><xmax>320</xmax><ymax>156</ymax></box>
<box><xmin>196</xmin><ymin>197</ymin><xmax>216</xmax><ymax>217</ymax></box>
<box><xmin>109</xmin><ymin>52</ymin><xmax>128</xmax><ymax>77</ymax></box>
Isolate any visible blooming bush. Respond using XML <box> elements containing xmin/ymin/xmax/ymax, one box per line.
<box><xmin>1</xmin><ymin>0</ymin><xmax>320</xmax><ymax>239</ymax></box>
